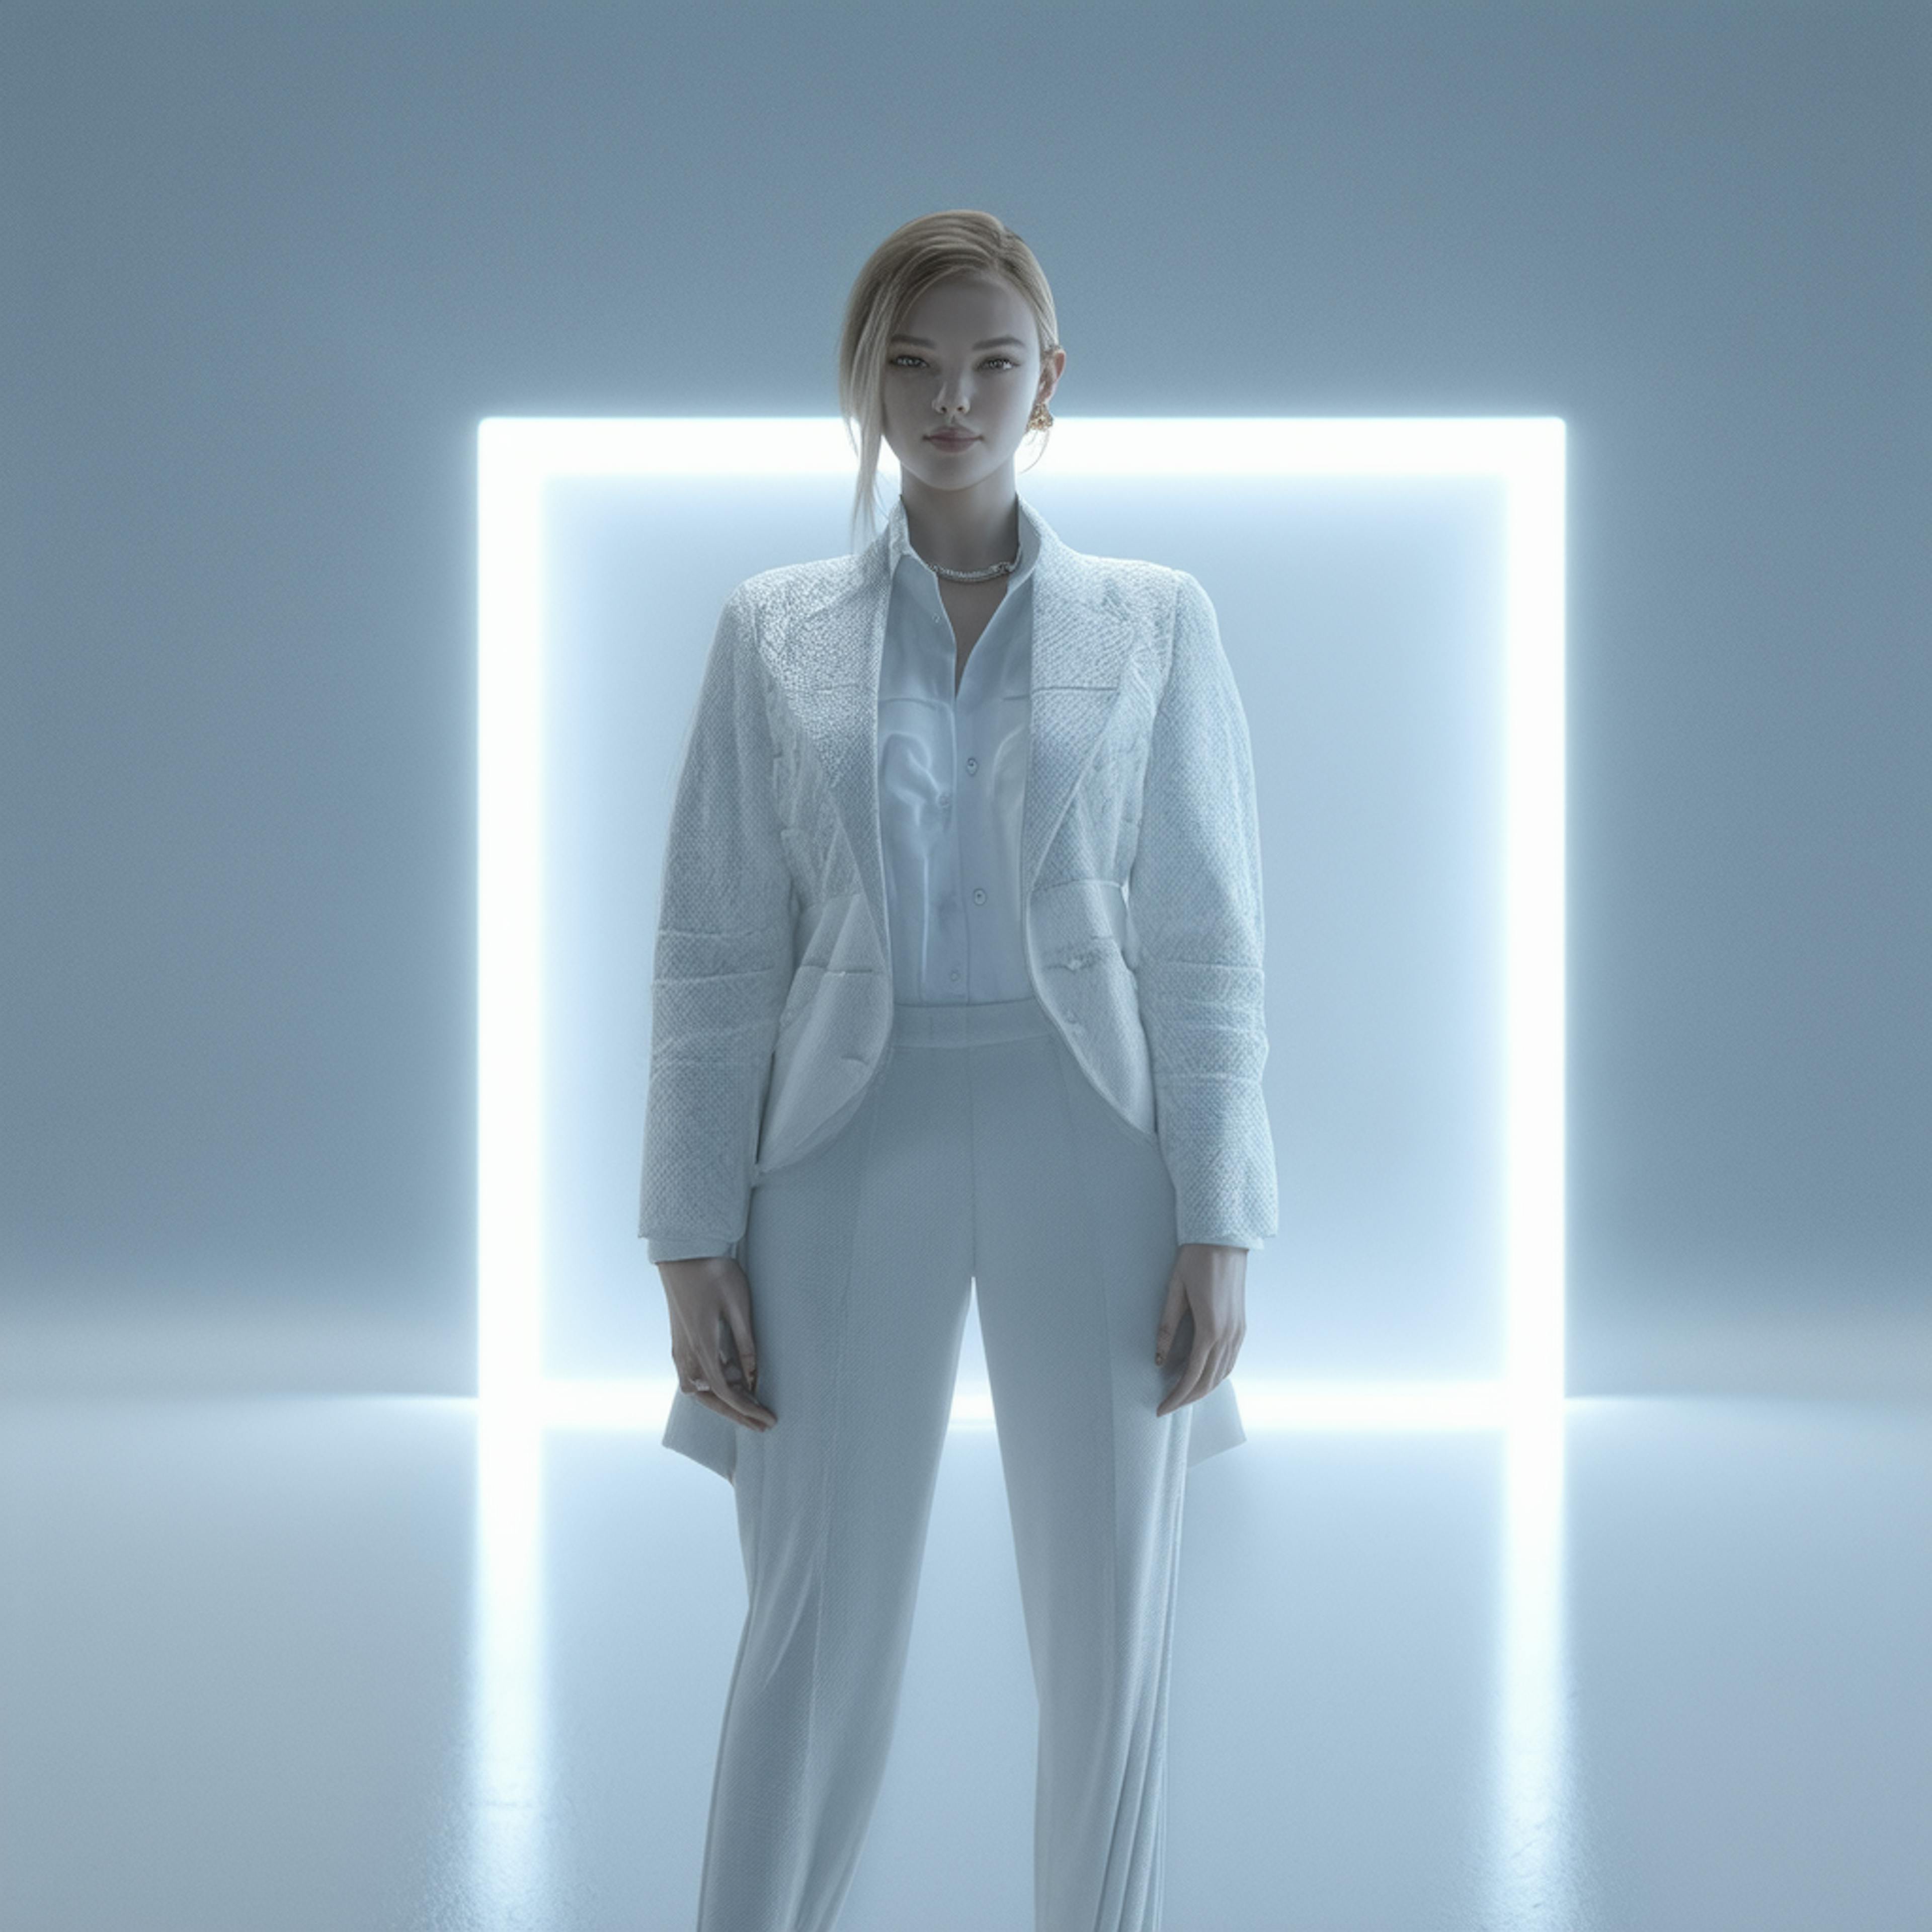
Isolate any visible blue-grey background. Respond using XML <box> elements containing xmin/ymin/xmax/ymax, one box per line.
<box><xmin>4</xmin><ymin>0</ymin><xmax>1926</xmax><ymax>1395</ymax></box>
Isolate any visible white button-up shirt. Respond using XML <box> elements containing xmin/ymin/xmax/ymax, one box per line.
<box><xmin>878</xmin><ymin>495</ymin><xmax>1040</xmax><ymax>1005</ymax></box>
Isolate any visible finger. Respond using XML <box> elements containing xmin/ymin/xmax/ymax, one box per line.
<box><xmin>1159</xmin><ymin>1334</ymin><xmax>1227</xmax><ymax>1416</ymax></box>
<box><xmin>1156</xmin><ymin>1305</ymin><xmax>1201</xmax><ymax>1408</ymax></box>
<box><xmin>692</xmin><ymin>1379</ymin><xmax>776</xmax><ymax>1428</ymax></box>
<box><xmin>721</xmin><ymin>1298</ymin><xmax>760</xmax><ymax>1395</ymax></box>
<box><xmin>1194</xmin><ymin>1318</ymin><xmax>1237</xmax><ymax>1371</ymax></box>
<box><xmin>1156</xmin><ymin>1338</ymin><xmax>1199</xmax><ymax>1415</ymax></box>
<box><xmin>703</xmin><ymin>1305</ymin><xmax>744</xmax><ymax>1392</ymax></box>
<box><xmin>1154</xmin><ymin>1268</ymin><xmax>1187</xmax><ymax>1366</ymax></box>
<box><xmin>1195</xmin><ymin>1336</ymin><xmax>1235</xmax><ymax>1397</ymax></box>
<box><xmin>1165</xmin><ymin>1343</ymin><xmax>1225</xmax><ymax>1415</ymax></box>
<box><xmin>697</xmin><ymin>1335</ymin><xmax>775</xmax><ymax>1428</ymax></box>
<box><xmin>673</xmin><ymin>1338</ymin><xmax>727</xmax><ymax>1400</ymax></box>
<box><xmin>690</xmin><ymin>1385</ymin><xmax>773</xmax><ymax>1429</ymax></box>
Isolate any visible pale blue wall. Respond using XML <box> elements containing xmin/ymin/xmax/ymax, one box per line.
<box><xmin>2</xmin><ymin>1</ymin><xmax>1925</xmax><ymax>1389</ymax></box>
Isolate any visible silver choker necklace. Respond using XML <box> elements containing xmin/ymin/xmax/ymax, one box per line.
<box><xmin>926</xmin><ymin>540</ymin><xmax>1022</xmax><ymax>584</ymax></box>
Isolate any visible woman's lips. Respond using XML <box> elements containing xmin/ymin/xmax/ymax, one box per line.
<box><xmin>927</xmin><ymin>434</ymin><xmax>979</xmax><ymax>449</ymax></box>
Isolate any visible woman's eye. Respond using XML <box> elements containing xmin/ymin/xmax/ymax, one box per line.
<box><xmin>889</xmin><ymin>355</ymin><xmax>1019</xmax><ymax>370</ymax></box>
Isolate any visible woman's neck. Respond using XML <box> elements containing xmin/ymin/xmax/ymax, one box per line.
<box><xmin>900</xmin><ymin>474</ymin><xmax>1021</xmax><ymax>576</ymax></box>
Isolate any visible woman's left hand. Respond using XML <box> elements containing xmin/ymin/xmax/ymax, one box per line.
<box><xmin>1155</xmin><ymin>1242</ymin><xmax>1248</xmax><ymax>1416</ymax></box>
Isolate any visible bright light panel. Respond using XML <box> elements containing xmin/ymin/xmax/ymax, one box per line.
<box><xmin>477</xmin><ymin>417</ymin><xmax>1566</xmax><ymax>1433</ymax></box>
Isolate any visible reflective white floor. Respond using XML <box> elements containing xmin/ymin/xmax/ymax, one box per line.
<box><xmin>2</xmin><ymin>1382</ymin><xmax>1929</xmax><ymax>1929</ymax></box>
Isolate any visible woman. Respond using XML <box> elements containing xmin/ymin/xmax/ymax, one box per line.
<box><xmin>640</xmin><ymin>209</ymin><xmax>1277</xmax><ymax>1932</ymax></box>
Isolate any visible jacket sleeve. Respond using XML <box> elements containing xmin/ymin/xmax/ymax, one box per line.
<box><xmin>1127</xmin><ymin>570</ymin><xmax>1279</xmax><ymax>1254</ymax></box>
<box><xmin>638</xmin><ymin>584</ymin><xmax>795</xmax><ymax>1262</ymax></box>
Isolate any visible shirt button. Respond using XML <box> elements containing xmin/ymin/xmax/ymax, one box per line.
<box><xmin>965</xmin><ymin>756</ymin><xmax>979</xmax><ymax>773</ymax></box>
<box><xmin>938</xmin><ymin>792</ymin><xmax>951</xmax><ymax>810</ymax></box>
<box><xmin>949</xmin><ymin>968</ymin><xmax>961</xmax><ymax>982</ymax></box>
<box><xmin>972</xmin><ymin>887</ymin><xmax>987</xmax><ymax>905</ymax></box>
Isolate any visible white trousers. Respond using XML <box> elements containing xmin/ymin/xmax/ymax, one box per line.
<box><xmin>665</xmin><ymin>995</ymin><xmax>1245</xmax><ymax>1932</ymax></box>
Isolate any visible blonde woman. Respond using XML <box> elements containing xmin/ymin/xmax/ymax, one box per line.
<box><xmin>641</xmin><ymin>209</ymin><xmax>1276</xmax><ymax>1932</ymax></box>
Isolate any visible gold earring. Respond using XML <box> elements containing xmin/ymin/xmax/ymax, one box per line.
<box><xmin>1029</xmin><ymin>399</ymin><xmax>1055</xmax><ymax>431</ymax></box>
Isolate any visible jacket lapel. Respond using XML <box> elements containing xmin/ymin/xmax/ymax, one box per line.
<box><xmin>759</xmin><ymin>495</ymin><xmax>1142</xmax><ymax>971</ymax></box>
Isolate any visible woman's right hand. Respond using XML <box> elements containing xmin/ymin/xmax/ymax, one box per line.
<box><xmin>658</xmin><ymin>1255</ymin><xmax>776</xmax><ymax>1431</ymax></box>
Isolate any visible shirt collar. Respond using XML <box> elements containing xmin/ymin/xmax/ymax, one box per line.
<box><xmin>886</xmin><ymin>492</ymin><xmax>1042</xmax><ymax>595</ymax></box>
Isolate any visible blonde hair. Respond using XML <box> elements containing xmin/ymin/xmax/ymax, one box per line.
<box><xmin>837</xmin><ymin>210</ymin><xmax>1060</xmax><ymax>552</ymax></box>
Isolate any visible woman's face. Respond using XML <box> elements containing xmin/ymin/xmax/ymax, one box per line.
<box><xmin>880</xmin><ymin>271</ymin><xmax>1063</xmax><ymax>496</ymax></box>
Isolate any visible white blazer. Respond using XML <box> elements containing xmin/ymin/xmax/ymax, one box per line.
<box><xmin>640</xmin><ymin>495</ymin><xmax>1278</xmax><ymax>1262</ymax></box>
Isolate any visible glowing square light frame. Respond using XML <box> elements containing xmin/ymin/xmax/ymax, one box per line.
<box><xmin>477</xmin><ymin>417</ymin><xmax>1566</xmax><ymax>1432</ymax></box>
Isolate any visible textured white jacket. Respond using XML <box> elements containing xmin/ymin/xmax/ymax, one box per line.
<box><xmin>639</xmin><ymin>495</ymin><xmax>1278</xmax><ymax>1263</ymax></box>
